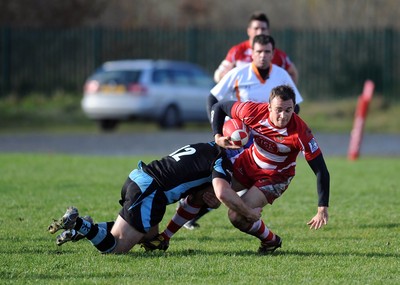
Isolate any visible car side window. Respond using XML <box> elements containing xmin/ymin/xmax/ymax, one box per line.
<box><xmin>191</xmin><ymin>69</ymin><xmax>214</xmax><ymax>88</ymax></box>
<box><xmin>171</xmin><ymin>69</ymin><xmax>191</xmax><ymax>86</ymax></box>
<box><xmin>153</xmin><ymin>69</ymin><xmax>174</xmax><ymax>85</ymax></box>
<box><xmin>152</xmin><ymin>66</ymin><xmax>213</xmax><ymax>87</ymax></box>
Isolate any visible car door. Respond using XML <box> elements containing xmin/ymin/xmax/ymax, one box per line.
<box><xmin>150</xmin><ymin>68</ymin><xmax>178</xmax><ymax>117</ymax></box>
<box><xmin>169</xmin><ymin>68</ymin><xmax>210</xmax><ymax>120</ymax></box>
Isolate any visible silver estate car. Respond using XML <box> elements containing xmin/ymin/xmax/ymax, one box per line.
<box><xmin>81</xmin><ymin>59</ymin><xmax>215</xmax><ymax>131</ymax></box>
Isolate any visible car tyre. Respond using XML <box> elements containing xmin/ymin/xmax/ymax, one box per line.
<box><xmin>99</xmin><ymin>119</ymin><xmax>119</xmax><ymax>132</ymax></box>
<box><xmin>159</xmin><ymin>105</ymin><xmax>183</xmax><ymax>129</ymax></box>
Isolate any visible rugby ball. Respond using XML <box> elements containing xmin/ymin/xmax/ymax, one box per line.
<box><xmin>222</xmin><ymin>118</ymin><xmax>250</xmax><ymax>147</ymax></box>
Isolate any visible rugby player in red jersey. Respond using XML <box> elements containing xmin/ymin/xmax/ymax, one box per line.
<box><xmin>211</xmin><ymin>85</ymin><xmax>330</xmax><ymax>254</ymax></box>
<box><xmin>214</xmin><ymin>12</ymin><xmax>299</xmax><ymax>84</ymax></box>
<box><xmin>145</xmin><ymin>85</ymin><xmax>329</xmax><ymax>254</ymax></box>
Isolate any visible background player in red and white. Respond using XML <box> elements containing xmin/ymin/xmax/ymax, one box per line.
<box><xmin>214</xmin><ymin>12</ymin><xmax>299</xmax><ymax>84</ymax></box>
<box><xmin>211</xmin><ymin>85</ymin><xmax>330</xmax><ymax>254</ymax></box>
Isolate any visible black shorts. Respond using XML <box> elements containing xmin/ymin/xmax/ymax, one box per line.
<box><xmin>119</xmin><ymin>169</ymin><xmax>168</xmax><ymax>233</ymax></box>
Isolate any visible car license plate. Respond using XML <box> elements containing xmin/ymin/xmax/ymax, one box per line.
<box><xmin>100</xmin><ymin>85</ymin><xmax>126</xmax><ymax>93</ymax></box>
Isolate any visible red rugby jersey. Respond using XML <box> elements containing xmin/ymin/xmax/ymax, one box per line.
<box><xmin>224</xmin><ymin>40</ymin><xmax>293</xmax><ymax>71</ymax></box>
<box><xmin>231</xmin><ymin>101</ymin><xmax>321</xmax><ymax>177</ymax></box>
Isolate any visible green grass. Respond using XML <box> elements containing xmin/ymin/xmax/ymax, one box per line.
<box><xmin>0</xmin><ymin>153</ymin><xmax>399</xmax><ymax>284</ymax></box>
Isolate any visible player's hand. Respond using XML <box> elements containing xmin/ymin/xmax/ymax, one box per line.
<box><xmin>203</xmin><ymin>191</ymin><xmax>221</xmax><ymax>209</ymax></box>
<box><xmin>307</xmin><ymin>206</ymin><xmax>328</xmax><ymax>230</ymax></box>
<box><xmin>214</xmin><ymin>134</ymin><xmax>242</xmax><ymax>149</ymax></box>
<box><xmin>246</xmin><ymin>207</ymin><xmax>262</xmax><ymax>223</ymax></box>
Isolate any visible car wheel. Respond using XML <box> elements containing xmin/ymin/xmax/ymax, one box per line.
<box><xmin>99</xmin><ymin>119</ymin><xmax>119</xmax><ymax>131</ymax></box>
<box><xmin>160</xmin><ymin>105</ymin><xmax>183</xmax><ymax>129</ymax></box>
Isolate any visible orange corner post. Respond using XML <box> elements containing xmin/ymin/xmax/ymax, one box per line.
<box><xmin>347</xmin><ymin>80</ymin><xmax>375</xmax><ymax>160</ymax></box>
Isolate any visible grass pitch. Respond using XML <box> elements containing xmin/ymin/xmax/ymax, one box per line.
<box><xmin>0</xmin><ymin>153</ymin><xmax>399</xmax><ymax>284</ymax></box>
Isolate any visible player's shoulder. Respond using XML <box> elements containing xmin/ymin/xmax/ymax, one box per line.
<box><xmin>274</xmin><ymin>48</ymin><xmax>288</xmax><ymax>57</ymax></box>
<box><xmin>270</xmin><ymin>64</ymin><xmax>291</xmax><ymax>78</ymax></box>
<box><xmin>173</xmin><ymin>142</ymin><xmax>220</xmax><ymax>162</ymax></box>
<box><xmin>293</xmin><ymin>115</ymin><xmax>319</xmax><ymax>148</ymax></box>
<box><xmin>224</xmin><ymin>62</ymin><xmax>252</xmax><ymax>79</ymax></box>
<box><xmin>291</xmin><ymin>113</ymin><xmax>311</xmax><ymax>131</ymax></box>
<box><xmin>200</xmin><ymin>141</ymin><xmax>224</xmax><ymax>154</ymax></box>
<box><xmin>271</xmin><ymin>63</ymin><xmax>286</xmax><ymax>72</ymax></box>
<box><xmin>236</xmin><ymin>62</ymin><xmax>253</xmax><ymax>72</ymax></box>
<box><xmin>236</xmin><ymin>100</ymin><xmax>269</xmax><ymax>114</ymax></box>
<box><xmin>228</xmin><ymin>40</ymin><xmax>249</xmax><ymax>54</ymax></box>
<box><xmin>202</xmin><ymin>142</ymin><xmax>229</xmax><ymax>162</ymax></box>
<box><xmin>247</xmin><ymin>100</ymin><xmax>269</xmax><ymax>110</ymax></box>
<box><xmin>233</xmin><ymin>40</ymin><xmax>249</xmax><ymax>49</ymax></box>
<box><xmin>191</xmin><ymin>141</ymin><xmax>217</xmax><ymax>150</ymax></box>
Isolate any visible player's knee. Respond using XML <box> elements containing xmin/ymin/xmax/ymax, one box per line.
<box><xmin>228</xmin><ymin>209</ymin><xmax>246</xmax><ymax>228</ymax></box>
<box><xmin>188</xmin><ymin>193</ymin><xmax>206</xmax><ymax>206</ymax></box>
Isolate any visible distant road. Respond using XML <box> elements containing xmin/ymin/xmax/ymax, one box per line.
<box><xmin>0</xmin><ymin>131</ymin><xmax>399</xmax><ymax>157</ymax></box>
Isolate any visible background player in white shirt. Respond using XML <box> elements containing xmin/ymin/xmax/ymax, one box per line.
<box><xmin>208</xmin><ymin>34</ymin><xmax>302</xmax><ymax>118</ymax></box>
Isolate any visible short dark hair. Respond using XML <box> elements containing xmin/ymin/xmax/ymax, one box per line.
<box><xmin>252</xmin><ymin>34</ymin><xmax>275</xmax><ymax>50</ymax></box>
<box><xmin>249</xmin><ymin>12</ymin><xmax>270</xmax><ymax>28</ymax></box>
<box><xmin>270</xmin><ymin>85</ymin><xmax>296</xmax><ymax>106</ymax></box>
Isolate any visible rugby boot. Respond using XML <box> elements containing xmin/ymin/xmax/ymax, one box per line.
<box><xmin>141</xmin><ymin>234</ymin><xmax>169</xmax><ymax>251</ymax></box>
<box><xmin>258</xmin><ymin>235</ymin><xmax>282</xmax><ymax>254</ymax></box>
<box><xmin>48</xmin><ymin>206</ymin><xmax>79</xmax><ymax>234</ymax></box>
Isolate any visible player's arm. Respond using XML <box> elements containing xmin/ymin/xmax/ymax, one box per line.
<box><xmin>280</xmin><ymin>50</ymin><xmax>299</xmax><ymax>84</ymax></box>
<box><xmin>206</xmin><ymin>93</ymin><xmax>219</xmax><ymax>122</ymax></box>
<box><xmin>212</xmin><ymin>177</ymin><xmax>261</xmax><ymax>223</ymax></box>
<box><xmin>211</xmin><ymin>101</ymin><xmax>240</xmax><ymax>149</ymax></box>
<box><xmin>214</xmin><ymin>60</ymin><xmax>235</xmax><ymax>83</ymax></box>
<box><xmin>306</xmin><ymin>153</ymin><xmax>330</xmax><ymax>230</ymax></box>
<box><xmin>286</xmin><ymin>63</ymin><xmax>299</xmax><ymax>84</ymax></box>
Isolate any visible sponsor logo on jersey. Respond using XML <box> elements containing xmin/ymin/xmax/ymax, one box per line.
<box><xmin>308</xmin><ymin>138</ymin><xmax>319</xmax><ymax>153</ymax></box>
<box><xmin>254</xmin><ymin>136</ymin><xmax>278</xmax><ymax>152</ymax></box>
<box><xmin>254</xmin><ymin>135</ymin><xmax>290</xmax><ymax>153</ymax></box>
